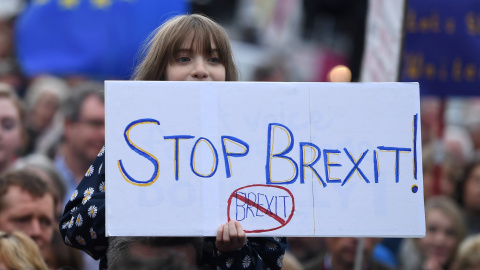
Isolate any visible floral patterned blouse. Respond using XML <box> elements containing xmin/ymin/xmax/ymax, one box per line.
<box><xmin>59</xmin><ymin>146</ymin><xmax>287</xmax><ymax>269</ymax></box>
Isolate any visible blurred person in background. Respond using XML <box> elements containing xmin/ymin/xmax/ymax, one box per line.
<box><xmin>44</xmin><ymin>228</ymin><xmax>84</xmax><ymax>270</ymax></box>
<box><xmin>23</xmin><ymin>75</ymin><xmax>69</xmax><ymax>157</ymax></box>
<box><xmin>443</xmin><ymin>125</ymin><xmax>474</xmax><ymax>170</ymax></box>
<box><xmin>420</xmin><ymin>98</ymin><xmax>442</xmax><ymax>146</ymax></box>
<box><xmin>0</xmin><ymin>170</ymin><xmax>56</xmax><ymax>268</ymax></box>
<box><xmin>457</xmin><ymin>158</ymin><xmax>480</xmax><ymax>235</ymax></box>
<box><xmin>0</xmin><ymin>83</ymin><xmax>26</xmax><ymax>174</ymax></box>
<box><xmin>452</xmin><ymin>234</ymin><xmax>480</xmax><ymax>270</ymax></box>
<box><xmin>54</xmin><ymin>81</ymin><xmax>105</xmax><ymax>270</ymax></box>
<box><xmin>252</xmin><ymin>53</ymin><xmax>291</xmax><ymax>82</ymax></box>
<box><xmin>107</xmin><ymin>236</ymin><xmax>203</xmax><ymax>270</ymax></box>
<box><xmin>13</xmin><ymin>153</ymin><xmax>67</xmax><ymax>219</ymax></box>
<box><xmin>0</xmin><ymin>14</ymin><xmax>25</xmax><ymax>94</ymax></box>
<box><xmin>422</xmin><ymin>142</ymin><xmax>462</xmax><ymax>201</ymax></box>
<box><xmin>11</xmin><ymin>154</ymin><xmax>83</xmax><ymax>269</ymax></box>
<box><xmin>0</xmin><ymin>230</ymin><xmax>48</xmax><ymax>270</ymax></box>
<box><xmin>303</xmin><ymin>237</ymin><xmax>391</xmax><ymax>270</ymax></box>
<box><xmin>465</xmin><ymin>100</ymin><xmax>480</xmax><ymax>159</ymax></box>
<box><xmin>287</xmin><ymin>237</ymin><xmax>327</xmax><ymax>266</ymax></box>
<box><xmin>55</xmin><ymin>81</ymin><xmax>104</xmax><ymax>206</ymax></box>
<box><xmin>282</xmin><ymin>250</ymin><xmax>304</xmax><ymax>270</ymax></box>
<box><xmin>398</xmin><ymin>196</ymin><xmax>467</xmax><ymax>270</ymax></box>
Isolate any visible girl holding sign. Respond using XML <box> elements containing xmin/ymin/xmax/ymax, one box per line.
<box><xmin>60</xmin><ymin>14</ymin><xmax>286</xmax><ymax>270</ymax></box>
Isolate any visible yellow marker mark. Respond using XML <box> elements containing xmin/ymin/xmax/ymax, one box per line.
<box><xmin>376</xmin><ymin>151</ymin><xmax>380</xmax><ymax>177</ymax></box>
<box><xmin>192</xmin><ymin>139</ymin><xmax>216</xmax><ymax>176</ymax></box>
<box><xmin>326</xmin><ymin>152</ymin><xmax>340</xmax><ymax>181</ymax></box>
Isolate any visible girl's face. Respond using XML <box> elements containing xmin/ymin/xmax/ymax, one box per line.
<box><xmin>420</xmin><ymin>208</ymin><xmax>458</xmax><ymax>266</ymax></box>
<box><xmin>165</xmin><ymin>34</ymin><xmax>226</xmax><ymax>82</ymax></box>
<box><xmin>464</xmin><ymin>164</ymin><xmax>480</xmax><ymax>213</ymax></box>
<box><xmin>0</xmin><ymin>98</ymin><xmax>22</xmax><ymax>170</ymax></box>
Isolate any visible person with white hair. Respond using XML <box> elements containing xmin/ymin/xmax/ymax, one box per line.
<box><xmin>23</xmin><ymin>75</ymin><xmax>69</xmax><ymax>156</ymax></box>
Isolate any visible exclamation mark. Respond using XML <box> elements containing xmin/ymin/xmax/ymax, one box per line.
<box><xmin>412</xmin><ymin>113</ymin><xmax>419</xmax><ymax>194</ymax></box>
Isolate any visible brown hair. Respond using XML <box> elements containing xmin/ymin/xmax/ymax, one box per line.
<box><xmin>0</xmin><ymin>83</ymin><xmax>24</xmax><ymax>121</ymax></box>
<box><xmin>453</xmin><ymin>234</ymin><xmax>480</xmax><ymax>270</ymax></box>
<box><xmin>457</xmin><ymin>157</ymin><xmax>480</xmax><ymax>207</ymax></box>
<box><xmin>0</xmin><ymin>170</ymin><xmax>57</xmax><ymax>212</ymax></box>
<box><xmin>425</xmin><ymin>196</ymin><xmax>467</xmax><ymax>243</ymax></box>
<box><xmin>133</xmin><ymin>14</ymin><xmax>238</xmax><ymax>81</ymax></box>
<box><xmin>0</xmin><ymin>231</ymin><xmax>48</xmax><ymax>270</ymax></box>
<box><xmin>0</xmin><ymin>83</ymin><xmax>27</xmax><ymax>153</ymax></box>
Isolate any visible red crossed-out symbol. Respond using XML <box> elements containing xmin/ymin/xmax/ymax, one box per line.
<box><xmin>227</xmin><ymin>184</ymin><xmax>295</xmax><ymax>233</ymax></box>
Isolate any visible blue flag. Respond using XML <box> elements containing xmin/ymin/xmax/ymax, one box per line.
<box><xmin>15</xmin><ymin>0</ymin><xmax>190</xmax><ymax>80</ymax></box>
<box><xmin>401</xmin><ymin>0</ymin><xmax>480</xmax><ymax>96</ymax></box>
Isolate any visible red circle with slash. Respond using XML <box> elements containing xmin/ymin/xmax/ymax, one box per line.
<box><xmin>227</xmin><ymin>184</ymin><xmax>295</xmax><ymax>233</ymax></box>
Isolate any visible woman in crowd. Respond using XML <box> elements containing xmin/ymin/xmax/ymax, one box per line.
<box><xmin>0</xmin><ymin>83</ymin><xmax>25</xmax><ymax>174</ymax></box>
<box><xmin>422</xmin><ymin>142</ymin><xmax>462</xmax><ymax>201</ymax></box>
<box><xmin>398</xmin><ymin>196</ymin><xmax>467</xmax><ymax>270</ymax></box>
<box><xmin>23</xmin><ymin>75</ymin><xmax>69</xmax><ymax>156</ymax></box>
<box><xmin>457</xmin><ymin>158</ymin><xmax>480</xmax><ymax>235</ymax></box>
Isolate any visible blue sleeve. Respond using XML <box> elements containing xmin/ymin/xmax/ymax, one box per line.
<box><xmin>59</xmin><ymin>146</ymin><xmax>108</xmax><ymax>260</ymax></box>
<box><xmin>202</xmin><ymin>237</ymin><xmax>287</xmax><ymax>270</ymax></box>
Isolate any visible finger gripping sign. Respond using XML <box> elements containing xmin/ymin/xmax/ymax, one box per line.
<box><xmin>105</xmin><ymin>81</ymin><xmax>425</xmax><ymax>237</ymax></box>
<box><xmin>227</xmin><ymin>185</ymin><xmax>295</xmax><ymax>233</ymax></box>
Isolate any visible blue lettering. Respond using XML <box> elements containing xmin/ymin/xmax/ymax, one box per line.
<box><xmin>300</xmin><ymin>142</ymin><xmax>326</xmax><ymax>187</ymax></box>
<box><xmin>377</xmin><ymin>146</ymin><xmax>412</xmax><ymax>183</ymax></box>
<box><xmin>118</xmin><ymin>118</ymin><xmax>160</xmax><ymax>186</ymax></box>
<box><xmin>246</xmin><ymin>192</ymin><xmax>256</xmax><ymax>218</ymax></box>
<box><xmin>266</xmin><ymin>123</ymin><xmax>298</xmax><ymax>185</ymax></box>
<box><xmin>323</xmin><ymin>149</ymin><xmax>342</xmax><ymax>183</ymax></box>
<box><xmin>279</xmin><ymin>196</ymin><xmax>289</xmax><ymax>218</ymax></box>
<box><xmin>235</xmin><ymin>192</ymin><xmax>246</xmax><ymax>221</ymax></box>
<box><xmin>256</xmin><ymin>193</ymin><xmax>265</xmax><ymax>217</ymax></box>
<box><xmin>164</xmin><ymin>135</ymin><xmax>195</xmax><ymax>180</ymax></box>
<box><xmin>342</xmin><ymin>148</ymin><xmax>370</xmax><ymax>186</ymax></box>
<box><xmin>190</xmin><ymin>137</ymin><xmax>219</xmax><ymax>178</ymax></box>
<box><xmin>221</xmin><ymin>136</ymin><xmax>249</xmax><ymax>178</ymax></box>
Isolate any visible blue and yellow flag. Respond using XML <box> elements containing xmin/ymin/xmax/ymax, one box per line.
<box><xmin>15</xmin><ymin>0</ymin><xmax>190</xmax><ymax>80</ymax></box>
<box><xmin>401</xmin><ymin>0</ymin><xmax>480</xmax><ymax>96</ymax></box>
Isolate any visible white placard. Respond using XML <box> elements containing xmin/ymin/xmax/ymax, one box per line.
<box><xmin>361</xmin><ymin>0</ymin><xmax>406</xmax><ymax>82</ymax></box>
<box><xmin>105</xmin><ymin>81</ymin><xmax>425</xmax><ymax>237</ymax></box>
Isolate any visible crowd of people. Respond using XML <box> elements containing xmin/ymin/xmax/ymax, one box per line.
<box><xmin>0</xmin><ymin>2</ymin><xmax>480</xmax><ymax>270</ymax></box>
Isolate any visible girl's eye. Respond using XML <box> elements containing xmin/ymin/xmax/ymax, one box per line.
<box><xmin>1</xmin><ymin>118</ymin><xmax>16</xmax><ymax>131</ymax></box>
<box><xmin>208</xmin><ymin>57</ymin><xmax>221</xmax><ymax>63</ymax></box>
<box><xmin>177</xmin><ymin>57</ymin><xmax>190</xmax><ymax>63</ymax></box>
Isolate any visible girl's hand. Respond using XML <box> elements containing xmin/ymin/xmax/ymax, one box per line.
<box><xmin>216</xmin><ymin>220</ymin><xmax>247</xmax><ymax>253</ymax></box>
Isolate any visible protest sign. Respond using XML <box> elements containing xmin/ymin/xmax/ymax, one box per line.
<box><xmin>105</xmin><ymin>81</ymin><xmax>425</xmax><ymax>237</ymax></box>
<box><xmin>361</xmin><ymin>0</ymin><xmax>407</xmax><ymax>82</ymax></box>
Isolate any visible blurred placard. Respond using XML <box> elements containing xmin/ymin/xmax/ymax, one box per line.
<box><xmin>361</xmin><ymin>0</ymin><xmax>407</xmax><ymax>82</ymax></box>
<box><xmin>401</xmin><ymin>1</ymin><xmax>480</xmax><ymax>96</ymax></box>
